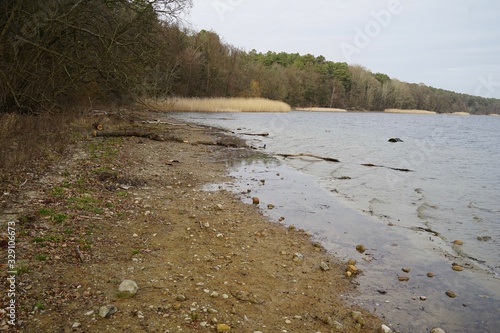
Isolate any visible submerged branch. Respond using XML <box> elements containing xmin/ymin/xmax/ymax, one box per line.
<box><xmin>276</xmin><ymin>153</ymin><xmax>340</xmax><ymax>163</ymax></box>
<box><xmin>361</xmin><ymin>163</ymin><xmax>413</xmax><ymax>172</ymax></box>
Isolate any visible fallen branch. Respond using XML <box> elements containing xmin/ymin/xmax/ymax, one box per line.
<box><xmin>238</xmin><ymin>132</ymin><xmax>269</xmax><ymax>137</ymax></box>
<box><xmin>141</xmin><ymin>120</ymin><xmax>187</xmax><ymax>125</ymax></box>
<box><xmin>276</xmin><ymin>153</ymin><xmax>340</xmax><ymax>163</ymax></box>
<box><xmin>75</xmin><ymin>245</ymin><xmax>85</xmax><ymax>262</ymax></box>
<box><xmin>361</xmin><ymin>163</ymin><xmax>413</xmax><ymax>172</ymax></box>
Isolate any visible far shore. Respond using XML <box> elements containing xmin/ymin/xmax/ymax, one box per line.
<box><xmin>384</xmin><ymin>108</ymin><xmax>437</xmax><ymax>114</ymax></box>
<box><xmin>146</xmin><ymin>98</ymin><xmax>499</xmax><ymax>116</ymax></box>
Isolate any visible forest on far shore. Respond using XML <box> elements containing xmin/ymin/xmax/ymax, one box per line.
<box><xmin>1</xmin><ymin>0</ymin><xmax>499</xmax><ymax>115</ymax></box>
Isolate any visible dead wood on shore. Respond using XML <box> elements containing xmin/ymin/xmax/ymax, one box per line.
<box><xmin>238</xmin><ymin>132</ymin><xmax>270</xmax><ymax>137</ymax></box>
<box><xmin>276</xmin><ymin>153</ymin><xmax>340</xmax><ymax>162</ymax></box>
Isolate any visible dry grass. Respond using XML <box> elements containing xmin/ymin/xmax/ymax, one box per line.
<box><xmin>298</xmin><ymin>107</ymin><xmax>347</xmax><ymax>112</ymax></box>
<box><xmin>0</xmin><ymin>111</ymin><xmax>120</xmax><ymax>187</ymax></box>
<box><xmin>384</xmin><ymin>109</ymin><xmax>437</xmax><ymax>114</ymax></box>
<box><xmin>147</xmin><ymin>97</ymin><xmax>291</xmax><ymax>112</ymax></box>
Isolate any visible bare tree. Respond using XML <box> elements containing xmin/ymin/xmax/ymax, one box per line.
<box><xmin>0</xmin><ymin>0</ymin><xmax>192</xmax><ymax>113</ymax></box>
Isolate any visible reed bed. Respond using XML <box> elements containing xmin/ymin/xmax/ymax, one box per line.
<box><xmin>298</xmin><ymin>107</ymin><xmax>346</xmax><ymax>112</ymax></box>
<box><xmin>147</xmin><ymin>97</ymin><xmax>291</xmax><ymax>112</ymax></box>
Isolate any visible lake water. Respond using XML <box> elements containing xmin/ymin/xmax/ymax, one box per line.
<box><xmin>171</xmin><ymin>111</ymin><xmax>500</xmax><ymax>332</ymax></box>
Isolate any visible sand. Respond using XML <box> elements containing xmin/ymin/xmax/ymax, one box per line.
<box><xmin>384</xmin><ymin>109</ymin><xmax>437</xmax><ymax>114</ymax></box>
<box><xmin>0</xmin><ymin>110</ymin><xmax>381</xmax><ymax>332</ymax></box>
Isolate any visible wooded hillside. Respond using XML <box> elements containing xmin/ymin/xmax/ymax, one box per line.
<box><xmin>1</xmin><ymin>0</ymin><xmax>499</xmax><ymax>114</ymax></box>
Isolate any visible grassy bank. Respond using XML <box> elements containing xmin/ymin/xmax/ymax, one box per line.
<box><xmin>0</xmin><ymin>112</ymin><xmax>90</xmax><ymax>177</ymax></box>
<box><xmin>147</xmin><ymin>97</ymin><xmax>292</xmax><ymax>112</ymax></box>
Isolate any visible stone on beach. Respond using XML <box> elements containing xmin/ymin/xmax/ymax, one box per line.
<box><xmin>118</xmin><ymin>279</ymin><xmax>139</xmax><ymax>298</ymax></box>
<box><xmin>99</xmin><ymin>305</ymin><xmax>118</xmax><ymax>318</ymax></box>
<box><xmin>320</xmin><ymin>262</ymin><xmax>330</xmax><ymax>271</ymax></box>
<box><xmin>351</xmin><ymin>311</ymin><xmax>366</xmax><ymax>326</ymax></box>
<box><xmin>355</xmin><ymin>244</ymin><xmax>366</xmax><ymax>253</ymax></box>
<box><xmin>379</xmin><ymin>324</ymin><xmax>393</xmax><ymax>333</ymax></box>
<box><xmin>216</xmin><ymin>323</ymin><xmax>231</xmax><ymax>332</ymax></box>
<box><xmin>430</xmin><ymin>328</ymin><xmax>447</xmax><ymax>333</ymax></box>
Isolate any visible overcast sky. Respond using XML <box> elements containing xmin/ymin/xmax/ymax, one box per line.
<box><xmin>183</xmin><ymin>0</ymin><xmax>500</xmax><ymax>99</ymax></box>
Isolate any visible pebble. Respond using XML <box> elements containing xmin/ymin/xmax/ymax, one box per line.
<box><xmin>398</xmin><ymin>276</ymin><xmax>410</xmax><ymax>282</ymax></box>
<box><xmin>430</xmin><ymin>328</ymin><xmax>446</xmax><ymax>333</ymax></box>
<box><xmin>72</xmin><ymin>322</ymin><xmax>81</xmax><ymax>328</ymax></box>
<box><xmin>320</xmin><ymin>262</ymin><xmax>330</xmax><ymax>271</ymax></box>
<box><xmin>420</xmin><ymin>296</ymin><xmax>427</xmax><ymax>301</ymax></box>
<box><xmin>402</xmin><ymin>267</ymin><xmax>411</xmax><ymax>273</ymax></box>
<box><xmin>252</xmin><ymin>197</ymin><xmax>260</xmax><ymax>205</ymax></box>
<box><xmin>355</xmin><ymin>244</ymin><xmax>366</xmax><ymax>253</ymax></box>
<box><xmin>99</xmin><ymin>305</ymin><xmax>118</xmax><ymax>318</ymax></box>
<box><xmin>216</xmin><ymin>323</ymin><xmax>231</xmax><ymax>332</ymax></box>
<box><xmin>446</xmin><ymin>290</ymin><xmax>457</xmax><ymax>298</ymax></box>
<box><xmin>427</xmin><ymin>272</ymin><xmax>435</xmax><ymax>278</ymax></box>
<box><xmin>293</xmin><ymin>252</ymin><xmax>304</xmax><ymax>262</ymax></box>
<box><xmin>452</xmin><ymin>265</ymin><xmax>464</xmax><ymax>271</ymax></box>
<box><xmin>379</xmin><ymin>324</ymin><xmax>393</xmax><ymax>333</ymax></box>
<box><xmin>267</xmin><ymin>203</ymin><xmax>275</xmax><ymax>209</ymax></box>
<box><xmin>346</xmin><ymin>265</ymin><xmax>358</xmax><ymax>274</ymax></box>
<box><xmin>453</xmin><ymin>240</ymin><xmax>464</xmax><ymax>245</ymax></box>
<box><xmin>351</xmin><ymin>311</ymin><xmax>366</xmax><ymax>326</ymax></box>
<box><xmin>118</xmin><ymin>279</ymin><xmax>139</xmax><ymax>298</ymax></box>
<box><xmin>176</xmin><ymin>294</ymin><xmax>187</xmax><ymax>302</ymax></box>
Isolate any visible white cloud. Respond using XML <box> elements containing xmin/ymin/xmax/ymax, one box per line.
<box><xmin>185</xmin><ymin>0</ymin><xmax>500</xmax><ymax>98</ymax></box>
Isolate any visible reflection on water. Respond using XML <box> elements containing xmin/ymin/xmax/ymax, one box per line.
<box><xmin>176</xmin><ymin>111</ymin><xmax>500</xmax><ymax>332</ymax></box>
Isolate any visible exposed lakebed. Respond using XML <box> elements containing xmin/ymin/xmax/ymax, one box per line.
<box><xmin>174</xmin><ymin>111</ymin><xmax>500</xmax><ymax>332</ymax></box>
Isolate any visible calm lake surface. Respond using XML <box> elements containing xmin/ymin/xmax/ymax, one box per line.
<box><xmin>171</xmin><ymin>111</ymin><xmax>500</xmax><ymax>332</ymax></box>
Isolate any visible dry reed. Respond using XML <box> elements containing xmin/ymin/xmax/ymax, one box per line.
<box><xmin>147</xmin><ymin>97</ymin><xmax>291</xmax><ymax>112</ymax></box>
<box><xmin>0</xmin><ymin>111</ymin><xmax>96</xmax><ymax>184</ymax></box>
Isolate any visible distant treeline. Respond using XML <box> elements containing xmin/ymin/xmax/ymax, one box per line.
<box><xmin>1</xmin><ymin>0</ymin><xmax>499</xmax><ymax>114</ymax></box>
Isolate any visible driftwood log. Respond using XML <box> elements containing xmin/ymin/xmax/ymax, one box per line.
<box><xmin>93</xmin><ymin>130</ymin><xmax>246</xmax><ymax>148</ymax></box>
<box><xmin>238</xmin><ymin>132</ymin><xmax>269</xmax><ymax>137</ymax></box>
<box><xmin>276</xmin><ymin>153</ymin><xmax>340</xmax><ymax>163</ymax></box>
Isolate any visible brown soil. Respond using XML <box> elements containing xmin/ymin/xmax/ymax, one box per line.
<box><xmin>1</xmin><ymin>110</ymin><xmax>381</xmax><ymax>332</ymax></box>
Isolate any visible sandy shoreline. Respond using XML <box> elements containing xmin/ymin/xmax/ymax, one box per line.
<box><xmin>0</xmin><ymin>110</ymin><xmax>384</xmax><ymax>332</ymax></box>
<box><xmin>384</xmin><ymin>108</ymin><xmax>437</xmax><ymax>114</ymax></box>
